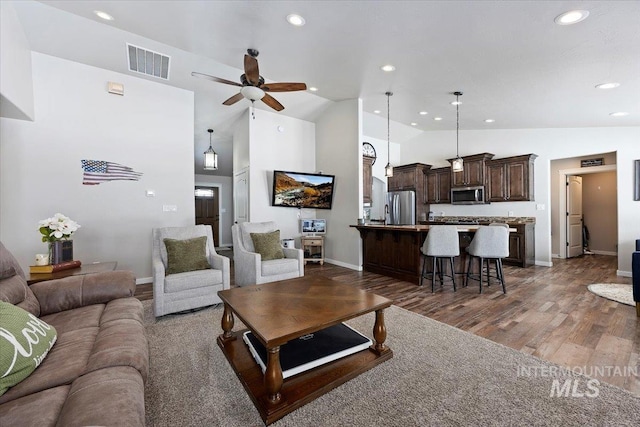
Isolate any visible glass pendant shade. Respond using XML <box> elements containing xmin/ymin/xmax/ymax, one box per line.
<box><xmin>452</xmin><ymin>157</ymin><xmax>464</xmax><ymax>172</ymax></box>
<box><xmin>385</xmin><ymin>162</ymin><xmax>394</xmax><ymax>177</ymax></box>
<box><xmin>204</xmin><ymin>128</ymin><xmax>218</xmax><ymax>170</ymax></box>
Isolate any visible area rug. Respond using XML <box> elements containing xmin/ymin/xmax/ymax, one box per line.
<box><xmin>587</xmin><ymin>283</ymin><xmax>635</xmax><ymax>306</ymax></box>
<box><xmin>143</xmin><ymin>301</ymin><xmax>639</xmax><ymax>426</ymax></box>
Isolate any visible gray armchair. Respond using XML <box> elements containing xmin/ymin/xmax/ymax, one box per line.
<box><xmin>231</xmin><ymin>221</ymin><xmax>304</xmax><ymax>287</ymax></box>
<box><xmin>152</xmin><ymin>225</ymin><xmax>230</xmax><ymax>317</ymax></box>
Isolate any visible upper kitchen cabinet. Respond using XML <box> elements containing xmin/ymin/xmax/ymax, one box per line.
<box><xmin>363</xmin><ymin>155</ymin><xmax>375</xmax><ymax>204</ymax></box>
<box><xmin>487</xmin><ymin>154</ymin><xmax>538</xmax><ymax>202</ymax></box>
<box><xmin>448</xmin><ymin>153</ymin><xmax>494</xmax><ymax>187</ymax></box>
<box><xmin>387</xmin><ymin>163</ymin><xmax>431</xmax><ymax>192</ymax></box>
<box><xmin>424</xmin><ymin>167</ymin><xmax>451</xmax><ymax>204</ymax></box>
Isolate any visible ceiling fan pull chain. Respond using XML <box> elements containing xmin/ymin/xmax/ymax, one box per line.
<box><xmin>251</xmin><ymin>100</ymin><xmax>256</xmax><ymax>119</ymax></box>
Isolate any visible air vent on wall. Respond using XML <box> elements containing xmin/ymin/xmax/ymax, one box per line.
<box><xmin>127</xmin><ymin>43</ymin><xmax>170</xmax><ymax>80</ymax></box>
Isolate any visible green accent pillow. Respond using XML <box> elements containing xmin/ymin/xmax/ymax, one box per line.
<box><xmin>163</xmin><ymin>236</ymin><xmax>211</xmax><ymax>275</ymax></box>
<box><xmin>250</xmin><ymin>230</ymin><xmax>285</xmax><ymax>261</ymax></box>
<box><xmin>0</xmin><ymin>301</ymin><xmax>57</xmax><ymax>396</ymax></box>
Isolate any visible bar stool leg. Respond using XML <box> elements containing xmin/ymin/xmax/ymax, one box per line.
<box><xmin>486</xmin><ymin>259</ymin><xmax>491</xmax><ymax>286</ymax></box>
<box><xmin>438</xmin><ymin>258</ymin><xmax>444</xmax><ymax>286</ymax></box>
<box><xmin>498</xmin><ymin>258</ymin><xmax>506</xmax><ymax>294</ymax></box>
<box><xmin>431</xmin><ymin>256</ymin><xmax>436</xmax><ymax>293</ymax></box>
<box><xmin>465</xmin><ymin>254</ymin><xmax>472</xmax><ymax>288</ymax></box>
<box><xmin>449</xmin><ymin>257</ymin><xmax>456</xmax><ymax>291</ymax></box>
<box><xmin>420</xmin><ymin>254</ymin><xmax>427</xmax><ymax>287</ymax></box>
<box><xmin>478</xmin><ymin>257</ymin><xmax>484</xmax><ymax>293</ymax></box>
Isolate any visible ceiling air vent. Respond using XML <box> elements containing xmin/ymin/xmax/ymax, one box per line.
<box><xmin>127</xmin><ymin>43</ymin><xmax>170</xmax><ymax>80</ymax></box>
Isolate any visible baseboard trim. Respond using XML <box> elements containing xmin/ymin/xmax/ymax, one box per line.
<box><xmin>323</xmin><ymin>258</ymin><xmax>361</xmax><ymax>271</ymax></box>
<box><xmin>136</xmin><ymin>277</ymin><xmax>152</xmax><ymax>285</ymax></box>
<box><xmin>617</xmin><ymin>270</ymin><xmax>632</xmax><ymax>278</ymax></box>
<box><xmin>535</xmin><ymin>261</ymin><xmax>553</xmax><ymax>267</ymax></box>
<box><xmin>590</xmin><ymin>250</ymin><xmax>617</xmax><ymax>256</ymax></box>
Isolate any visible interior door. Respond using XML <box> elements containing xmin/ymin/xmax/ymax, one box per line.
<box><xmin>234</xmin><ymin>169</ymin><xmax>249</xmax><ymax>224</ymax></box>
<box><xmin>566</xmin><ymin>175</ymin><xmax>583</xmax><ymax>258</ymax></box>
<box><xmin>195</xmin><ymin>187</ymin><xmax>219</xmax><ymax>247</ymax></box>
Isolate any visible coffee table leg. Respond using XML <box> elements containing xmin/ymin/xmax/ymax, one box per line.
<box><xmin>371</xmin><ymin>309</ymin><xmax>389</xmax><ymax>355</ymax></box>
<box><xmin>219</xmin><ymin>303</ymin><xmax>236</xmax><ymax>343</ymax></box>
<box><xmin>265</xmin><ymin>346</ymin><xmax>283</xmax><ymax>404</ymax></box>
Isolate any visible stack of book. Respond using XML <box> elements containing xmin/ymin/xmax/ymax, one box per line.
<box><xmin>29</xmin><ymin>260</ymin><xmax>82</xmax><ymax>274</ymax></box>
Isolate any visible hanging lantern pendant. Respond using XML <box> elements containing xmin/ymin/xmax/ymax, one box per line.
<box><xmin>452</xmin><ymin>91</ymin><xmax>464</xmax><ymax>173</ymax></box>
<box><xmin>204</xmin><ymin>128</ymin><xmax>218</xmax><ymax>170</ymax></box>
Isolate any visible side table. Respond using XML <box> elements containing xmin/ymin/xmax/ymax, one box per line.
<box><xmin>27</xmin><ymin>261</ymin><xmax>118</xmax><ymax>285</ymax></box>
<box><xmin>301</xmin><ymin>236</ymin><xmax>324</xmax><ymax>265</ymax></box>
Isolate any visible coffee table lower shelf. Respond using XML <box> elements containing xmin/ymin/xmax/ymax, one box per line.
<box><xmin>218</xmin><ymin>329</ymin><xmax>393</xmax><ymax>425</ymax></box>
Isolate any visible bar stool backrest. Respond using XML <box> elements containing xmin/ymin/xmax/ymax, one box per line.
<box><xmin>421</xmin><ymin>225</ymin><xmax>460</xmax><ymax>257</ymax></box>
<box><xmin>467</xmin><ymin>226</ymin><xmax>509</xmax><ymax>258</ymax></box>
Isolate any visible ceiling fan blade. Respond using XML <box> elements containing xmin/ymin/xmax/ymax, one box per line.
<box><xmin>262</xmin><ymin>93</ymin><xmax>285</xmax><ymax>111</ymax></box>
<box><xmin>244</xmin><ymin>54</ymin><xmax>260</xmax><ymax>85</ymax></box>
<box><xmin>222</xmin><ymin>92</ymin><xmax>245</xmax><ymax>106</ymax></box>
<box><xmin>261</xmin><ymin>82</ymin><xmax>307</xmax><ymax>92</ymax></box>
<box><xmin>191</xmin><ymin>71</ymin><xmax>242</xmax><ymax>87</ymax></box>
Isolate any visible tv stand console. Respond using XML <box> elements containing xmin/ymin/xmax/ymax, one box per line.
<box><xmin>302</xmin><ymin>236</ymin><xmax>324</xmax><ymax>265</ymax></box>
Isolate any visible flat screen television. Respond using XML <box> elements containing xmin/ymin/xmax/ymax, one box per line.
<box><xmin>301</xmin><ymin>219</ymin><xmax>326</xmax><ymax>235</ymax></box>
<box><xmin>272</xmin><ymin>170</ymin><xmax>335</xmax><ymax>209</ymax></box>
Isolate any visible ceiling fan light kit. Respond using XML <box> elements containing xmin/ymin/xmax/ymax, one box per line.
<box><xmin>452</xmin><ymin>91</ymin><xmax>464</xmax><ymax>173</ymax></box>
<box><xmin>192</xmin><ymin>48</ymin><xmax>306</xmax><ymax>115</ymax></box>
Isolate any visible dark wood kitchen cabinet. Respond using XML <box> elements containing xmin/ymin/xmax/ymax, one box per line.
<box><xmin>504</xmin><ymin>223</ymin><xmax>535</xmax><ymax>267</ymax></box>
<box><xmin>448</xmin><ymin>153</ymin><xmax>494</xmax><ymax>187</ymax></box>
<box><xmin>387</xmin><ymin>163</ymin><xmax>431</xmax><ymax>192</ymax></box>
<box><xmin>424</xmin><ymin>167</ymin><xmax>451</xmax><ymax>204</ymax></box>
<box><xmin>363</xmin><ymin>156</ymin><xmax>374</xmax><ymax>204</ymax></box>
<box><xmin>487</xmin><ymin>154</ymin><xmax>537</xmax><ymax>202</ymax></box>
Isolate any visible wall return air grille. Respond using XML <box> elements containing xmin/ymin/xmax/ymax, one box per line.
<box><xmin>127</xmin><ymin>43</ymin><xmax>170</xmax><ymax>80</ymax></box>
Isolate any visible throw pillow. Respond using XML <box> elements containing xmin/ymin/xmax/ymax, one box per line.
<box><xmin>163</xmin><ymin>236</ymin><xmax>211</xmax><ymax>275</ymax></box>
<box><xmin>250</xmin><ymin>230</ymin><xmax>285</xmax><ymax>261</ymax></box>
<box><xmin>0</xmin><ymin>301</ymin><xmax>57</xmax><ymax>396</ymax></box>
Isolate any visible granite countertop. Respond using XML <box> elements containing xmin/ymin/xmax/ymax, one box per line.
<box><xmin>422</xmin><ymin>216</ymin><xmax>535</xmax><ymax>225</ymax></box>
<box><xmin>351</xmin><ymin>224</ymin><xmax>503</xmax><ymax>232</ymax></box>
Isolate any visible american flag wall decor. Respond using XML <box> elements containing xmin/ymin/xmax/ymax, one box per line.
<box><xmin>81</xmin><ymin>160</ymin><xmax>143</xmax><ymax>185</ymax></box>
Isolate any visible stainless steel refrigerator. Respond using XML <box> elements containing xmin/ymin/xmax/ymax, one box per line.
<box><xmin>385</xmin><ymin>190</ymin><xmax>416</xmax><ymax>225</ymax></box>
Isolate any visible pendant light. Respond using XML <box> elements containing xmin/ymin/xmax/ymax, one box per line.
<box><xmin>203</xmin><ymin>129</ymin><xmax>218</xmax><ymax>170</ymax></box>
<box><xmin>451</xmin><ymin>91</ymin><xmax>464</xmax><ymax>173</ymax></box>
<box><xmin>384</xmin><ymin>91</ymin><xmax>394</xmax><ymax>177</ymax></box>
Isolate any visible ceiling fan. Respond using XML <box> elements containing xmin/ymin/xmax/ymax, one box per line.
<box><xmin>191</xmin><ymin>48</ymin><xmax>307</xmax><ymax>112</ymax></box>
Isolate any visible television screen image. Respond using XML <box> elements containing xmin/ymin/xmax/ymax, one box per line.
<box><xmin>301</xmin><ymin>219</ymin><xmax>326</xmax><ymax>235</ymax></box>
<box><xmin>272</xmin><ymin>170</ymin><xmax>335</xmax><ymax>209</ymax></box>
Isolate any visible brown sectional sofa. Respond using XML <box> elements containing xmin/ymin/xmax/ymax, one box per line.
<box><xmin>0</xmin><ymin>242</ymin><xmax>149</xmax><ymax>426</ymax></box>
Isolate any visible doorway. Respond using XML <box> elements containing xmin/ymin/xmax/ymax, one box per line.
<box><xmin>195</xmin><ymin>186</ymin><xmax>220</xmax><ymax>247</ymax></box>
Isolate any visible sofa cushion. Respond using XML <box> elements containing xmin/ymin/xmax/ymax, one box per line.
<box><xmin>40</xmin><ymin>304</ymin><xmax>104</xmax><ymax>335</ymax></box>
<box><xmin>0</xmin><ymin>385</ymin><xmax>70</xmax><ymax>427</ymax></box>
<box><xmin>251</xmin><ymin>230</ymin><xmax>285</xmax><ymax>261</ymax></box>
<box><xmin>0</xmin><ymin>302</ymin><xmax>57</xmax><ymax>396</ymax></box>
<box><xmin>163</xmin><ymin>236</ymin><xmax>211</xmax><ymax>275</ymax></box>
<box><xmin>0</xmin><ymin>274</ymin><xmax>40</xmax><ymax>317</ymax></box>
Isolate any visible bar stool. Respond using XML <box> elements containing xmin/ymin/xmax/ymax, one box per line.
<box><xmin>465</xmin><ymin>225</ymin><xmax>509</xmax><ymax>294</ymax></box>
<box><xmin>420</xmin><ymin>225</ymin><xmax>460</xmax><ymax>292</ymax></box>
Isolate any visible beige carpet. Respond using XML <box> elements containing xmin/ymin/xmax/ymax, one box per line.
<box><xmin>587</xmin><ymin>283</ymin><xmax>635</xmax><ymax>306</ymax></box>
<box><xmin>143</xmin><ymin>301</ymin><xmax>640</xmax><ymax>426</ymax></box>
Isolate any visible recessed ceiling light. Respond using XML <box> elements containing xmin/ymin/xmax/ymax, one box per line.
<box><xmin>381</xmin><ymin>64</ymin><xmax>396</xmax><ymax>72</ymax></box>
<box><xmin>485</xmin><ymin>119</ymin><xmax>495</xmax><ymax>123</ymax></box>
<box><xmin>595</xmin><ymin>82</ymin><xmax>620</xmax><ymax>89</ymax></box>
<box><xmin>373</xmin><ymin>110</ymin><xmax>381</xmax><ymax>114</ymax></box>
<box><xmin>609</xmin><ymin>112</ymin><xmax>629</xmax><ymax>117</ymax></box>
<box><xmin>554</xmin><ymin>10</ymin><xmax>589</xmax><ymax>25</ymax></box>
<box><xmin>434</xmin><ymin>117</ymin><xmax>443</xmax><ymax>121</ymax></box>
<box><xmin>450</xmin><ymin>101</ymin><xmax>461</xmax><ymax>106</ymax></box>
<box><xmin>309</xmin><ymin>86</ymin><xmax>318</xmax><ymax>92</ymax></box>
<box><xmin>411</xmin><ymin>122</ymin><xmax>417</xmax><ymax>126</ymax></box>
<box><xmin>419</xmin><ymin>111</ymin><xmax>428</xmax><ymax>115</ymax></box>
<box><xmin>286</xmin><ymin>14</ymin><xmax>305</xmax><ymax>26</ymax></box>
<box><xmin>94</xmin><ymin>10</ymin><xmax>114</xmax><ymax>21</ymax></box>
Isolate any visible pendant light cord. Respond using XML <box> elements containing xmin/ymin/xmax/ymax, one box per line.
<box><xmin>387</xmin><ymin>92</ymin><xmax>390</xmax><ymax>157</ymax></box>
<box><xmin>456</xmin><ymin>93</ymin><xmax>460</xmax><ymax>157</ymax></box>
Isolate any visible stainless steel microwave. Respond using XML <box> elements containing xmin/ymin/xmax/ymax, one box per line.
<box><xmin>451</xmin><ymin>186</ymin><xmax>486</xmax><ymax>205</ymax></box>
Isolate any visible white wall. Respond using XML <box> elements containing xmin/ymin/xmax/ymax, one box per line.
<box><xmin>243</xmin><ymin>109</ymin><xmax>316</xmax><ymax>244</ymax></box>
<box><xmin>194</xmin><ymin>174</ymin><xmax>234</xmax><ymax>247</ymax></box>
<box><xmin>316</xmin><ymin>99</ymin><xmax>362</xmax><ymax>269</ymax></box>
<box><xmin>0</xmin><ymin>1</ymin><xmax>35</xmax><ymax>121</ymax></box>
<box><xmin>0</xmin><ymin>53</ymin><xmax>194</xmax><ymax>280</ymax></box>
<box><xmin>400</xmin><ymin>127</ymin><xmax>640</xmax><ymax>274</ymax></box>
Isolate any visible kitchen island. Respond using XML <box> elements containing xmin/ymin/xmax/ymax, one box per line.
<box><xmin>351</xmin><ymin>222</ymin><xmax>529</xmax><ymax>285</ymax></box>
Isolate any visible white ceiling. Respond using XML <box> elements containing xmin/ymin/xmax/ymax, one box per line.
<box><xmin>13</xmin><ymin>1</ymin><xmax>640</xmax><ymax>176</ymax></box>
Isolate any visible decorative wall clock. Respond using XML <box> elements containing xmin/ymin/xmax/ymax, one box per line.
<box><xmin>362</xmin><ymin>142</ymin><xmax>376</xmax><ymax>165</ymax></box>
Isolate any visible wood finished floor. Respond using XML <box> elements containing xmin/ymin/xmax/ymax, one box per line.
<box><xmin>136</xmin><ymin>254</ymin><xmax>639</xmax><ymax>395</ymax></box>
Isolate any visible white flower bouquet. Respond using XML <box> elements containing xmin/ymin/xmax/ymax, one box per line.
<box><xmin>38</xmin><ymin>213</ymin><xmax>81</xmax><ymax>242</ymax></box>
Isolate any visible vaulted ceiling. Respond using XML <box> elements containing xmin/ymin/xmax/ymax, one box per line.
<box><xmin>14</xmin><ymin>1</ymin><xmax>640</xmax><ymax>176</ymax></box>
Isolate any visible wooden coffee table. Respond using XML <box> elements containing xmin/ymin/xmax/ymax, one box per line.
<box><xmin>217</xmin><ymin>276</ymin><xmax>393</xmax><ymax>425</ymax></box>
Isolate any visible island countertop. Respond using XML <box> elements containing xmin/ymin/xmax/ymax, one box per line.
<box><xmin>350</xmin><ymin>224</ymin><xmax>516</xmax><ymax>232</ymax></box>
